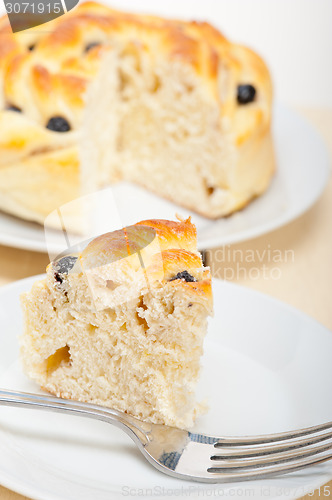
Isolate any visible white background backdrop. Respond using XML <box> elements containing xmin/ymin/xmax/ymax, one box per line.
<box><xmin>1</xmin><ymin>0</ymin><xmax>331</xmax><ymax>107</ymax></box>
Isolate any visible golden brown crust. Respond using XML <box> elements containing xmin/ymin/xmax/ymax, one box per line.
<box><xmin>136</xmin><ymin>218</ymin><xmax>197</xmax><ymax>252</ymax></box>
<box><xmin>80</xmin><ymin>218</ymin><xmax>198</xmax><ymax>268</ymax></box>
<box><xmin>168</xmin><ymin>268</ymin><xmax>213</xmax><ymax>306</ymax></box>
<box><xmin>56</xmin><ymin>218</ymin><xmax>212</xmax><ymax>308</ymax></box>
<box><xmin>159</xmin><ymin>248</ymin><xmax>202</xmax><ymax>279</ymax></box>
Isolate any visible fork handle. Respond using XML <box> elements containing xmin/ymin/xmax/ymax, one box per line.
<box><xmin>0</xmin><ymin>389</ymin><xmax>150</xmax><ymax>445</ymax></box>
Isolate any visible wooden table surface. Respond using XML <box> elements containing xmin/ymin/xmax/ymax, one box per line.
<box><xmin>0</xmin><ymin>108</ymin><xmax>331</xmax><ymax>500</ymax></box>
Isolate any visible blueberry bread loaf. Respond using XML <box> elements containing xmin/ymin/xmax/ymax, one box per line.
<box><xmin>20</xmin><ymin>218</ymin><xmax>212</xmax><ymax>428</ymax></box>
<box><xmin>0</xmin><ymin>2</ymin><xmax>274</xmax><ymax>229</ymax></box>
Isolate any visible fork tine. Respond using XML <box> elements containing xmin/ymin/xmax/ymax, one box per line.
<box><xmin>214</xmin><ymin>421</ymin><xmax>332</xmax><ymax>447</ymax></box>
<box><xmin>211</xmin><ymin>428</ymin><xmax>332</xmax><ymax>459</ymax></box>
<box><xmin>209</xmin><ymin>441</ymin><xmax>332</xmax><ymax>471</ymax></box>
<box><xmin>207</xmin><ymin>450</ymin><xmax>332</xmax><ymax>481</ymax></box>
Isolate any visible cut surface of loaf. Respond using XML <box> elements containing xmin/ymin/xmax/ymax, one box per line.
<box><xmin>20</xmin><ymin>218</ymin><xmax>213</xmax><ymax>428</ymax></box>
<box><xmin>0</xmin><ymin>2</ymin><xmax>275</xmax><ymax>229</ymax></box>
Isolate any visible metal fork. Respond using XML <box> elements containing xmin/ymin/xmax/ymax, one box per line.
<box><xmin>1</xmin><ymin>389</ymin><xmax>332</xmax><ymax>483</ymax></box>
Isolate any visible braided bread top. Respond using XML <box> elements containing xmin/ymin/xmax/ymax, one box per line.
<box><xmin>0</xmin><ymin>1</ymin><xmax>272</xmax><ymax>166</ymax></box>
<box><xmin>49</xmin><ymin>217</ymin><xmax>213</xmax><ymax>310</ymax></box>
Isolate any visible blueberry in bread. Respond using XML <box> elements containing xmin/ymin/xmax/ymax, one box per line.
<box><xmin>20</xmin><ymin>218</ymin><xmax>212</xmax><ymax>429</ymax></box>
<box><xmin>46</xmin><ymin>116</ymin><xmax>71</xmax><ymax>132</ymax></box>
<box><xmin>0</xmin><ymin>2</ymin><xmax>274</xmax><ymax>230</ymax></box>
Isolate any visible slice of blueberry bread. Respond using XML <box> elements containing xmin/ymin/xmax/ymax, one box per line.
<box><xmin>20</xmin><ymin>218</ymin><xmax>213</xmax><ymax>429</ymax></box>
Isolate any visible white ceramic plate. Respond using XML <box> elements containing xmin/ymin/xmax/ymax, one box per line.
<box><xmin>0</xmin><ymin>104</ymin><xmax>330</xmax><ymax>254</ymax></box>
<box><xmin>0</xmin><ymin>276</ymin><xmax>332</xmax><ymax>500</ymax></box>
